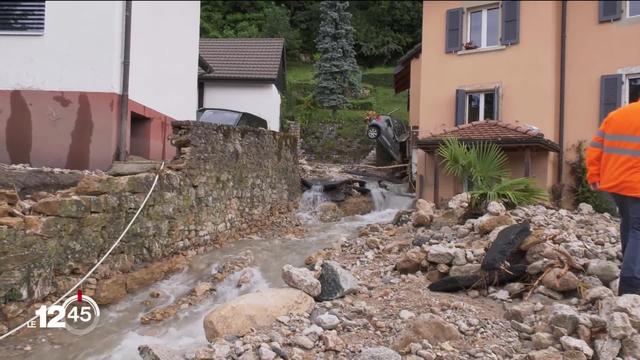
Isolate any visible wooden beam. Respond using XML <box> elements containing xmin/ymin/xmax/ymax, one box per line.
<box><xmin>524</xmin><ymin>148</ymin><xmax>532</xmax><ymax>177</ymax></box>
<box><xmin>433</xmin><ymin>153</ymin><xmax>440</xmax><ymax>207</ymax></box>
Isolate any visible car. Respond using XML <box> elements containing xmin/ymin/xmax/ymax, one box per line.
<box><xmin>366</xmin><ymin>113</ymin><xmax>409</xmax><ymax>162</ymax></box>
<box><xmin>196</xmin><ymin>108</ymin><xmax>268</xmax><ymax>129</ymax></box>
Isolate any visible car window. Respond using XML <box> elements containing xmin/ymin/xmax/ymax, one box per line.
<box><xmin>239</xmin><ymin>113</ymin><xmax>268</xmax><ymax>129</ymax></box>
<box><xmin>198</xmin><ymin>109</ymin><xmax>241</xmax><ymax>125</ymax></box>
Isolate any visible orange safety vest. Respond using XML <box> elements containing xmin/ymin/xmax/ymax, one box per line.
<box><xmin>586</xmin><ymin>101</ymin><xmax>640</xmax><ymax>198</ymax></box>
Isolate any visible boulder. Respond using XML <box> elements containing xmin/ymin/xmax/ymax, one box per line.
<box><xmin>586</xmin><ymin>260</ymin><xmax>620</xmax><ymax>283</ymax></box>
<box><xmin>321</xmin><ymin>330</ymin><xmax>345</xmax><ymax>352</ymax></box>
<box><xmin>317</xmin><ymin>202</ymin><xmax>343</xmax><ymax>222</ymax></box>
<box><xmin>316</xmin><ymin>261</ymin><xmax>359</xmax><ymax>301</ymax></box>
<box><xmin>474</xmin><ymin>214</ymin><xmax>515</xmax><ymax>234</ymax></box>
<box><xmin>426</xmin><ymin>245</ymin><xmax>456</xmax><ymax>264</ymax></box>
<box><xmin>447</xmin><ymin>193</ymin><xmax>469</xmax><ymax>210</ymax></box>
<box><xmin>585</xmin><ymin>286</ymin><xmax>614</xmax><ymax>303</ymax></box>
<box><xmin>416</xmin><ymin>198</ymin><xmax>436</xmax><ymax>215</ymax></box>
<box><xmin>594</xmin><ymin>337</ymin><xmax>621</xmax><ymax>360</ymax></box>
<box><xmin>577</xmin><ymin>203</ymin><xmax>595</xmax><ymax>214</ymax></box>
<box><xmin>282</xmin><ymin>264</ymin><xmax>321</xmax><ymax>297</ymax></box>
<box><xmin>138</xmin><ymin>345</ymin><xmax>183</xmax><ymax>360</ymax></box>
<box><xmin>541</xmin><ymin>268</ymin><xmax>580</xmax><ymax>292</ymax></box>
<box><xmin>449</xmin><ymin>264</ymin><xmax>481</xmax><ymax>277</ymax></box>
<box><xmin>549</xmin><ymin>303</ymin><xmax>580</xmax><ymax>335</ymax></box>
<box><xmin>487</xmin><ymin>201</ymin><xmax>506</xmax><ymax>216</ymax></box>
<box><xmin>560</xmin><ymin>336</ymin><xmax>593</xmax><ymax>359</ymax></box>
<box><xmin>394</xmin><ymin>314</ymin><xmax>462</xmax><ymax>350</ymax></box>
<box><xmin>613</xmin><ymin>294</ymin><xmax>640</xmax><ymax>329</ymax></box>
<box><xmin>412</xmin><ymin>210</ymin><xmax>432</xmax><ymax>227</ymax></box>
<box><xmin>337</xmin><ymin>196</ymin><xmax>374</xmax><ymax>216</ymax></box>
<box><xmin>532</xmin><ymin>332</ymin><xmax>556</xmax><ymax>350</ymax></box>
<box><xmin>203</xmin><ymin>288</ymin><xmax>314</xmax><ymax>341</ymax></box>
<box><xmin>0</xmin><ymin>190</ymin><xmax>19</xmax><ymax>205</ymax></box>
<box><xmin>355</xmin><ymin>347</ymin><xmax>401</xmax><ymax>360</ymax></box>
<box><xmin>395</xmin><ymin>248</ymin><xmax>427</xmax><ymax>274</ymax></box>
<box><xmin>607</xmin><ymin>312</ymin><xmax>634</xmax><ymax>339</ymax></box>
<box><xmin>315</xmin><ymin>313</ymin><xmax>340</xmax><ymax>330</ymax></box>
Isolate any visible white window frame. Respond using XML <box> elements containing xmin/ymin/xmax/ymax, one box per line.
<box><xmin>465</xmin><ymin>91</ymin><xmax>495</xmax><ymax>123</ymax></box>
<box><xmin>466</xmin><ymin>4</ymin><xmax>500</xmax><ymax>49</ymax></box>
<box><xmin>627</xmin><ymin>0</ymin><xmax>640</xmax><ymax>18</ymax></box>
<box><xmin>624</xmin><ymin>73</ymin><xmax>640</xmax><ymax>105</ymax></box>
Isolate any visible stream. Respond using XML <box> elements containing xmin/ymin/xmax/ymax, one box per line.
<box><xmin>6</xmin><ymin>181</ymin><xmax>412</xmax><ymax>360</ymax></box>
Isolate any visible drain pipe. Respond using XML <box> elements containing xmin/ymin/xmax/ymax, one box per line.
<box><xmin>557</xmin><ymin>0</ymin><xmax>567</xmax><ymax>184</ymax></box>
<box><xmin>117</xmin><ymin>0</ymin><xmax>132</xmax><ymax>161</ymax></box>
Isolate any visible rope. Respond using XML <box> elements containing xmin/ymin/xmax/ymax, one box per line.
<box><xmin>0</xmin><ymin>161</ymin><xmax>165</xmax><ymax>341</ymax></box>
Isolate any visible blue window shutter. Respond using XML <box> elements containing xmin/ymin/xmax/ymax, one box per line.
<box><xmin>493</xmin><ymin>86</ymin><xmax>500</xmax><ymax>121</ymax></box>
<box><xmin>445</xmin><ymin>8</ymin><xmax>463</xmax><ymax>53</ymax></box>
<box><xmin>501</xmin><ymin>1</ymin><xmax>520</xmax><ymax>45</ymax></box>
<box><xmin>455</xmin><ymin>89</ymin><xmax>466</xmax><ymax>126</ymax></box>
<box><xmin>600</xmin><ymin>74</ymin><xmax>622</xmax><ymax>123</ymax></box>
<box><xmin>599</xmin><ymin>1</ymin><xmax>621</xmax><ymax>22</ymax></box>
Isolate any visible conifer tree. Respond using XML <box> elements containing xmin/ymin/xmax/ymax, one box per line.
<box><xmin>314</xmin><ymin>1</ymin><xmax>361</xmax><ymax>119</ymax></box>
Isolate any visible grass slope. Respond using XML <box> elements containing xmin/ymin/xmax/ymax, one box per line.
<box><xmin>285</xmin><ymin>63</ymin><xmax>408</xmax><ymax>162</ymax></box>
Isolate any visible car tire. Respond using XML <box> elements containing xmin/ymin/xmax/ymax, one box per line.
<box><xmin>367</xmin><ymin>125</ymin><xmax>380</xmax><ymax>140</ymax></box>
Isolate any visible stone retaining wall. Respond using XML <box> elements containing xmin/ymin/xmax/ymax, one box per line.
<box><xmin>0</xmin><ymin>122</ymin><xmax>299</xmax><ymax>313</ymax></box>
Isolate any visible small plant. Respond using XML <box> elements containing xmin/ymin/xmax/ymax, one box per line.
<box><xmin>463</xmin><ymin>41</ymin><xmax>478</xmax><ymax>50</ymax></box>
<box><xmin>567</xmin><ymin>141</ymin><xmax>617</xmax><ymax>215</ymax></box>
<box><xmin>437</xmin><ymin>138</ymin><xmax>548</xmax><ymax>212</ymax></box>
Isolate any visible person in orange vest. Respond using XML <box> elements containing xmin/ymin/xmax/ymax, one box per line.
<box><xmin>586</xmin><ymin>99</ymin><xmax>640</xmax><ymax>295</ymax></box>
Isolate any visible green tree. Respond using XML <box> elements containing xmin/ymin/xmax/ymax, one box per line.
<box><xmin>262</xmin><ymin>6</ymin><xmax>301</xmax><ymax>57</ymax></box>
<box><xmin>314</xmin><ymin>1</ymin><xmax>361</xmax><ymax>119</ymax></box>
<box><xmin>438</xmin><ymin>138</ymin><xmax>548</xmax><ymax>212</ymax></box>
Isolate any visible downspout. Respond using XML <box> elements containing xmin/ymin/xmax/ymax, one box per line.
<box><xmin>557</xmin><ymin>0</ymin><xmax>567</xmax><ymax>184</ymax></box>
<box><xmin>117</xmin><ymin>0</ymin><xmax>132</xmax><ymax>161</ymax></box>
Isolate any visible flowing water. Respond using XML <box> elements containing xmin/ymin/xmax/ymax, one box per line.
<box><xmin>5</xmin><ymin>181</ymin><xmax>412</xmax><ymax>360</ymax></box>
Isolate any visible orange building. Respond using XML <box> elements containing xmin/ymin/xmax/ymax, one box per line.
<box><xmin>396</xmin><ymin>0</ymin><xmax>640</xmax><ymax>205</ymax></box>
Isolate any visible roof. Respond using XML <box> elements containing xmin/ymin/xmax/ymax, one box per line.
<box><xmin>393</xmin><ymin>43</ymin><xmax>421</xmax><ymax>94</ymax></box>
<box><xmin>199</xmin><ymin>38</ymin><xmax>285</xmax><ymax>82</ymax></box>
<box><xmin>416</xmin><ymin>120</ymin><xmax>561</xmax><ymax>152</ymax></box>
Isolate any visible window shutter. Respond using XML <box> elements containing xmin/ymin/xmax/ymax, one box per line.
<box><xmin>600</xmin><ymin>74</ymin><xmax>622</xmax><ymax>123</ymax></box>
<box><xmin>0</xmin><ymin>1</ymin><xmax>45</xmax><ymax>34</ymax></box>
<box><xmin>493</xmin><ymin>86</ymin><xmax>500</xmax><ymax>121</ymax></box>
<box><xmin>598</xmin><ymin>0</ymin><xmax>621</xmax><ymax>22</ymax></box>
<box><xmin>501</xmin><ymin>1</ymin><xmax>520</xmax><ymax>45</ymax></box>
<box><xmin>445</xmin><ymin>8</ymin><xmax>463</xmax><ymax>53</ymax></box>
<box><xmin>455</xmin><ymin>89</ymin><xmax>466</xmax><ymax>126</ymax></box>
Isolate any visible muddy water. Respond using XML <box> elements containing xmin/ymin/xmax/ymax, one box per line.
<box><xmin>8</xmin><ymin>183</ymin><xmax>412</xmax><ymax>360</ymax></box>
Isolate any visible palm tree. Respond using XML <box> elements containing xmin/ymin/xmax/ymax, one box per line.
<box><xmin>437</xmin><ymin>138</ymin><xmax>547</xmax><ymax>211</ymax></box>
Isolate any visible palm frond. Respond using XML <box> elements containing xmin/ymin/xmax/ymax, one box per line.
<box><xmin>437</xmin><ymin>137</ymin><xmax>471</xmax><ymax>179</ymax></box>
<box><xmin>468</xmin><ymin>141</ymin><xmax>509</xmax><ymax>188</ymax></box>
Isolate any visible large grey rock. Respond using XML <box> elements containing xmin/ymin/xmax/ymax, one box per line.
<box><xmin>354</xmin><ymin>347</ymin><xmax>401</xmax><ymax>360</ymax></box>
<box><xmin>560</xmin><ymin>336</ymin><xmax>594</xmax><ymax>359</ymax></box>
<box><xmin>449</xmin><ymin>264</ymin><xmax>481</xmax><ymax>277</ymax></box>
<box><xmin>594</xmin><ymin>337</ymin><xmax>621</xmax><ymax>360</ymax></box>
<box><xmin>622</xmin><ymin>333</ymin><xmax>640</xmax><ymax>359</ymax></box>
<box><xmin>426</xmin><ymin>245</ymin><xmax>456</xmax><ymax>264</ymax></box>
<box><xmin>608</xmin><ymin>312</ymin><xmax>634</xmax><ymax>339</ymax></box>
<box><xmin>586</xmin><ymin>260</ymin><xmax>620</xmax><ymax>283</ymax></box>
<box><xmin>315</xmin><ymin>313</ymin><xmax>340</xmax><ymax>330</ymax></box>
<box><xmin>138</xmin><ymin>345</ymin><xmax>182</xmax><ymax>360</ymax></box>
<box><xmin>549</xmin><ymin>303</ymin><xmax>580</xmax><ymax>334</ymax></box>
<box><xmin>282</xmin><ymin>264</ymin><xmax>321</xmax><ymax>297</ymax></box>
<box><xmin>613</xmin><ymin>294</ymin><xmax>640</xmax><ymax>329</ymax></box>
<box><xmin>486</xmin><ymin>201</ymin><xmax>506</xmax><ymax>216</ymax></box>
<box><xmin>585</xmin><ymin>286</ymin><xmax>614</xmax><ymax>303</ymax></box>
<box><xmin>203</xmin><ymin>288</ymin><xmax>314</xmax><ymax>341</ymax></box>
<box><xmin>394</xmin><ymin>314</ymin><xmax>462</xmax><ymax>350</ymax></box>
<box><xmin>107</xmin><ymin>161</ymin><xmax>159</xmax><ymax>176</ymax></box>
<box><xmin>316</xmin><ymin>261</ymin><xmax>359</xmax><ymax>301</ymax></box>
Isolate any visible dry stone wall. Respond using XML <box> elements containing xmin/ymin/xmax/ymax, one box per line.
<box><xmin>0</xmin><ymin>122</ymin><xmax>299</xmax><ymax>309</ymax></box>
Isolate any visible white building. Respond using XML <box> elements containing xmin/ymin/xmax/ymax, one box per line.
<box><xmin>0</xmin><ymin>1</ymin><xmax>200</xmax><ymax>170</ymax></box>
<box><xmin>198</xmin><ymin>38</ymin><xmax>286</xmax><ymax>131</ymax></box>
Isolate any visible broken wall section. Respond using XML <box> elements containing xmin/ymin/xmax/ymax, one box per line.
<box><xmin>0</xmin><ymin>121</ymin><xmax>299</xmax><ymax>311</ymax></box>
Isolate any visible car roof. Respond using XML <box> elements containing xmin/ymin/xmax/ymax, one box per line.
<box><xmin>196</xmin><ymin>108</ymin><xmax>266</xmax><ymax>120</ymax></box>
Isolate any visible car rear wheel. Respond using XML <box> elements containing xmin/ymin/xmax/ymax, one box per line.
<box><xmin>367</xmin><ymin>125</ymin><xmax>380</xmax><ymax>139</ymax></box>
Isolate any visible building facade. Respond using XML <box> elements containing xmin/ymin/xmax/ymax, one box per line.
<box><xmin>404</xmin><ymin>0</ymin><xmax>640</xmax><ymax>204</ymax></box>
<box><xmin>0</xmin><ymin>1</ymin><xmax>200</xmax><ymax>170</ymax></box>
<box><xmin>199</xmin><ymin>38</ymin><xmax>286</xmax><ymax>132</ymax></box>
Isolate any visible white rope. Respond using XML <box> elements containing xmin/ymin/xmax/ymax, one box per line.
<box><xmin>0</xmin><ymin>161</ymin><xmax>165</xmax><ymax>341</ymax></box>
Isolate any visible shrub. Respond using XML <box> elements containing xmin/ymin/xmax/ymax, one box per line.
<box><xmin>437</xmin><ymin>138</ymin><xmax>548</xmax><ymax>211</ymax></box>
<box><xmin>349</xmin><ymin>99</ymin><xmax>376</xmax><ymax>111</ymax></box>
<box><xmin>361</xmin><ymin>73</ymin><xmax>393</xmax><ymax>88</ymax></box>
<box><xmin>567</xmin><ymin>141</ymin><xmax>617</xmax><ymax>215</ymax></box>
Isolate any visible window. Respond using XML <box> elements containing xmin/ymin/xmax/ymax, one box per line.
<box><xmin>626</xmin><ymin>74</ymin><xmax>640</xmax><ymax>104</ymax></box>
<box><xmin>466</xmin><ymin>92</ymin><xmax>496</xmax><ymax>123</ymax></box>
<box><xmin>629</xmin><ymin>1</ymin><xmax>640</xmax><ymax>17</ymax></box>
<box><xmin>0</xmin><ymin>1</ymin><xmax>45</xmax><ymax>35</ymax></box>
<box><xmin>467</xmin><ymin>5</ymin><xmax>500</xmax><ymax>48</ymax></box>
